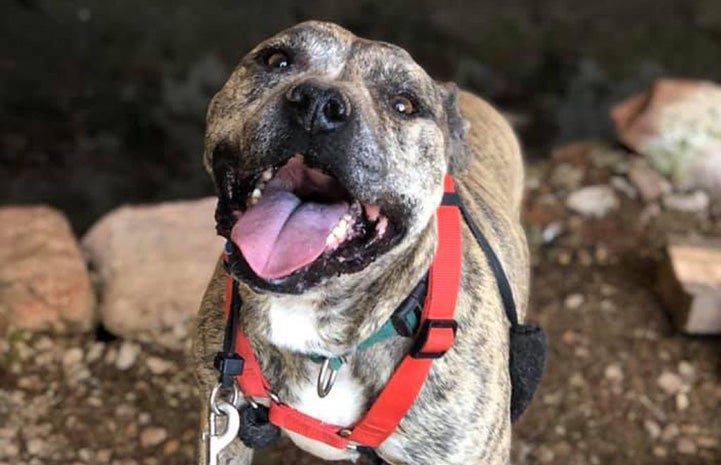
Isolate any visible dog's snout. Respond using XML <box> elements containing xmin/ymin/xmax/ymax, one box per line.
<box><xmin>286</xmin><ymin>82</ymin><xmax>351</xmax><ymax>133</ymax></box>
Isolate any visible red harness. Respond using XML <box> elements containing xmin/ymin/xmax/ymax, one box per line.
<box><xmin>222</xmin><ymin>176</ymin><xmax>462</xmax><ymax>450</ymax></box>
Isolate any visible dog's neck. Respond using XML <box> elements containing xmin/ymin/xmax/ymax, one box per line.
<box><xmin>237</xmin><ymin>220</ymin><xmax>437</xmax><ymax>358</ymax></box>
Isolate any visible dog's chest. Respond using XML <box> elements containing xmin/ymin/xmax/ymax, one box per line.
<box><xmin>265</xmin><ymin>300</ymin><xmax>366</xmax><ymax>460</ymax></box>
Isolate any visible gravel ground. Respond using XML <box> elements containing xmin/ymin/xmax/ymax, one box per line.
<box><xmin>1</xmin><ymin>150</ymin><xmax>720</xmax><ymax>465</ymax></box>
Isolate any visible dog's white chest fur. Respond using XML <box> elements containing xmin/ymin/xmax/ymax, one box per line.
<box><xmin>266</xmin><ymin>299</ymin><xmax>365</xmax><ymax>460</ymax></box>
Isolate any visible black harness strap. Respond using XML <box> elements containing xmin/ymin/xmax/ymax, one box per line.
<box><xmin>443</xmin><ymin>190</ymin><xmax>547</xmax><ymax>422</ymax></box>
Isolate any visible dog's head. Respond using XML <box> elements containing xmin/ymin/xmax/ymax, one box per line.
<box><xmin>205</xmin><ymin>21</ymin><xmax>468</xmax><ymax>293</ymax></box>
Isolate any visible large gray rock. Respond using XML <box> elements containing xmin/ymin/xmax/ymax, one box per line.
<box><xmin>0</xmin><ymin>206</ymin><xmax>94</xmax><ymax>334</ymax></box>
<box><xmin>611</xmin><ymin>79</ymin><xmax>721</xmax><ymax>196</ymax></box>
<box><xmin>82</xmin><ymin>198</ymin><xmax>223</xmax><ymax>347</ymax></box>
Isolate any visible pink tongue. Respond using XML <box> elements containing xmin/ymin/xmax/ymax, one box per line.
<box><xmin>231</xmin><ymin>190</ymin><xmax>348</xmax><ymax>280</ymax></box>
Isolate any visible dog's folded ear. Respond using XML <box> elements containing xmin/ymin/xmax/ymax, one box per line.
<box><xmin>440</xmin><ymin>82</ymin><xmax>471</xmax><ymax>174</ymax></box>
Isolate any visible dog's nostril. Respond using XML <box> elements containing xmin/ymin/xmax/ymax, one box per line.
<box><xmin>322</xmin><ymin>98</ymin><xmax>347</xmax><ymax>122</ymax></box>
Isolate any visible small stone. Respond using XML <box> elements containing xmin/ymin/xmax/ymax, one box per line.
<box><xmin>627</xmin><ymin>159</ymin><xmax>671</xmax><ymax>202</ymax></box>
<box><xmin>569</xmin><ymin>373</ymin><xmax>586</xmax><ymax>388</ymax></box>
<box><xmin>550</xmin><ymin>163</ymin><xmax>585</xmax><ymax>191</ymax></box>
<box><xmin>163</xmin><ymin>439</ymin><xmax>180</xmax><ymax>455</ymax></box>
<box><xmin>96</xmin><ymin>450</ymin><xmax>112</xmax><ymax>462</ymax></box>
<box><xmin>652</xmin><ymin>446</ymin><xmax>667</xmax><ymax>458</ymax></box>
<box><xmin>677</xmin><ymin>361</ymin><xmax>695</xmax><ymax>381</ymax></box>
<box><xmin>657</xmin><ymin>371</ymin><xmax>684</xmax><ymax>395</ymax></box>
<box><xmin>661</xmin><ymin>423</ymin><xmax>680</xmax><ymax>441</ymax></box>
<box><xmin>662</xmin><ymin>191</ymin><xmax>710</xmax><ymax>213</ymax></box>
<box><xmin>0</xmin><ymin>436</ymin><xmax>19</xmax><ymax>457</ymax></box>
<box><xmin>564</xmin><ymin>294</ymin><xmax>585</xmax><ymax>310</ymax></box>
<box><xmin>26</xmin><ymin>438</ymin><xmax>47</xmax><ymax>456</ymax></box>
<box><xmin>534</xmin><ymin>445</ymin><xmax>555</xmax><ymax>464</ymax></box>
<box><xmin>85</xmin><ymin>342</ymin><xmax>105</xmax><ymax>364</ymax></box>
<box><xmin>62</xmin><ymin>348</ymin><xmax>84</xmax><ymax>368</ymax></box>
<box><xmin>644</xmin><ymin>419</ymin><xmax>661</xmax><ymax>440</ymax></box>
<box><xmin>696</xmin><ymin>436</ymin><xmax>719</xmax><ymax>448</ymax></box>
<box><xmin>145</xmin><ymin>357</ymin><xmax>174</xmax><ymax>375</ymax></box>
<box><xmin>610</xmin><ymin>176</ymin><xmax>637</xmax><ymax>198</ymax></box>
<box><xmin>138</xmin><ymin>412</ymin><xmax>151</xmax><ymax>425</ymax></box>
<box><xmin>566</xmin><ymin>185</ymin><xmax>619</xmax><ymax>218</ymax></box>
<box><xmin>675</xmin><ymin>392</ymin><xmax>690</xmax><ymax>410</ymax></box>
<box><xmin>677</xmin><ymin>437</ymin><xmax>697</xmax><ymax>455</ymax></box>
<box><xmin>115</xmin><ymin>342</ymin><xmax>140</xmax><ymax>370</ymax></box>
<box><xmin>140</xmin><ymin>427</ymin><xmax>168</xmax><ymax>448</ymax></box>
<box><xmin>604</xmin><ymin>364</ymin><xmax>624</xmax><ymax>383</ymax></box>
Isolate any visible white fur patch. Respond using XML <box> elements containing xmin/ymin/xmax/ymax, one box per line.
<box><xmin>285</xmin><ymin>364</ymin><xmax>365</xmax><ymax>461</ymax></box>
<box><xmin>267</xmin><ymin>297</ymin><xmax>325</xmax><ymax>353</ymax></box>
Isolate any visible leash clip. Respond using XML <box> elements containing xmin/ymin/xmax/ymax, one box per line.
<box><xmin>205</xmin><ymin>382</ymin><xmax>242</xmax><ymax>465</ymax></box>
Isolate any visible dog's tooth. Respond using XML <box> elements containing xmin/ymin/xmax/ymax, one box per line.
<box><xmin>251</xmin><ymin>188</ymin><xmax>262</xmax><ymax>199</ymax></box>
<box><xmin>261</xmin><ymin>169</ymin><xmax>273</xmax><ymax>181</ymax></box>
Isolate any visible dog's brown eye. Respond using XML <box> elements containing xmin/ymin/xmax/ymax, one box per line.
<box><xmin>266</xmin><ymin>51</ymin><xmax>290</xmax><ymax>69</ymax></box>
<box><xmin>391</xmin><ymin>95</ymin><xmax>415</xmax><ymax>115</ymax></box>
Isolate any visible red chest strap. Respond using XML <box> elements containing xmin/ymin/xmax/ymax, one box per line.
<box><xmin>225</xmin><ymin>175</ymin><xmax>462</xmax><ymax>450</ymax></box>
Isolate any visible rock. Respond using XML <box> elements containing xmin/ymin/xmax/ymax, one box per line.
<box><xmin>564</xmin><ymin>294</ymin><xmax>585</xmax><ymax>310</ymax></box>
<box><xmin>697</xmin><ymin>436</ymin><xmax>719</xmax><ymax>449</ymax></box>
<box><xmin>139</xmin><ymin>427</ymin><xmax>168</xmax><ymax>448</ymax></box>
<box><xmin>675</xmin><ymin>392</ymin><xmax>690</xmax><ymax>410</ymax></box>
<box><xmin>661</xmin><ymin>423</ymin><xmax>680</xmax><ymax>441</ymax></box>
<box><xmin>550</xmin><ymin>163</ymin><xmax>585</xmax><ymax>191</ymax></box>
<box><xmin>676</xmin><ymin>437</ymin><xmax>697</xmax><ymax>455</ymax></box>
<box><xmin>163</xmin><ymin>439</ymin><xmax>180</xmax><ymax>455</ymax></box>
<box><xmin>610</xmin><ymin>176</ymin><xmax>637</xmax><ymax>199</ymax></box>
<box><xmin>652</xmin><ymin>446</ymin><xmax>667</xmax><ymax>458</ymax></box>
<box><xmin>82</xmin><ymin>198</ymin><xmax>223</xmax><ymax>347</ymax></box>
<box><xmin>657</xmin><ymin>371</ymin><xmax>684</xmax><ymax>395</ymax></box>
<box><xmin>145</xmin><ymin>356</ymin><xmax>174</xmax><ymax>375</ymax></box>
<box><xmin>115</xmin><ymin>341</ymin><xmax>140</xmax><ymax>370</ymax></box>
<box><xmin>678</xmin><ymin>361</ymin><xmax>696</xmax><ymax>380</ymax></box>
<box><xmin>0</xmin><ymin>206</ymin><xmax>94</xmax><ymax>334</ymax></box>
<box><xmin>656</xmin><ymin>235</ymin><xmax>721</xmax><ymax>334</ymax></box>
<box><xmin>566</xmin><ymin>185</ymin><xmax>619</xmax><ymax>218</ymax></box>
<box><xmin>611</xmin><ymin>79</ymin><xmax>721</xmax><ymax>195</ymax></box>
<box><xmin>62</xmin><ymin>347</ymin><xmax>84</xmax><ymax>368</ymax></box>
<box><xmin>627</xmin><ymin>159</ymin><xmax>671</xmax><ymax>202</ymax></box>
<box><xmin>604</xmin><ymin>364</ymin><xmax>623</xmax><ymax>383</ymax></box>
<box><xmin>643</xmin><ymin>419</ymin><xmax>661</xmax><ymax>440</ymax></box>
<box><xmin>662</xmin><ymin>191</ymin><xmax>710</xmax><ymax>213</ymax></box>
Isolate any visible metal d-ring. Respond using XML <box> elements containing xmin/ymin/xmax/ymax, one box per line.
<box><xmin>209</xmin><ymin>381</ymin><xmax>241</xmax><ymax>415</ymax></box>
<box><xmin>317</xmin><ymin>358</ymin><xmax>340</xmax><ymax>398</ymax></box>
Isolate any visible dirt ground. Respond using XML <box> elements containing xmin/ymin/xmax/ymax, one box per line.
<box><xmin>1</xmin><ymin>144</ymin><xmax>720</xmax><ymax>465</ymax></box>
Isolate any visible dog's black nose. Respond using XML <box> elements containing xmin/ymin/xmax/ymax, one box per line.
<box><xmin>286</xmin><ymin>82</ymin><xmax>350</xmax><ymax>133</ymax></box>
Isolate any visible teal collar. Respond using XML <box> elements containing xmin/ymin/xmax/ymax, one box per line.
<box><xmin>309</xmin><ymin>275</ymin><xmax>428</xmax><ymax>371</ymax></box>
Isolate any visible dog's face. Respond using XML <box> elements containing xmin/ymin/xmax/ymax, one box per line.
<box><xmin>205</xmin><ymin>21</ymin><xmax>467</xmax><ymax>293</ymax></box>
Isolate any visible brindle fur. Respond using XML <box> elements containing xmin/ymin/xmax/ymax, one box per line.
<box><xmin>193</xmin><ymin>21</ymin><xmax>528</xmax><ymax>465</ymax></box>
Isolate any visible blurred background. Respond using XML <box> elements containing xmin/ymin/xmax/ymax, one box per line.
<box><xmin>1</xmin><ymin>1</ymin><xmax>720</xmax><ymax>465</ymax></box>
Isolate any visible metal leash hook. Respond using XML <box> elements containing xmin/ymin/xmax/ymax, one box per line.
<box><xmin>205</xmin><ymin>382</ymin><xmax>241</xmax><ymax>465</ymax></box>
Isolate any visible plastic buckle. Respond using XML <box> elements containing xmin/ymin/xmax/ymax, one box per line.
<box><xmin>410</xmin><ymin>319</ymin><xmax>458</xmax><ymax>359</ymax></box>
<box><xmin>214</xmin><ymin>352</ymin><xmax>245</xmax><ymax>387</ymax></box>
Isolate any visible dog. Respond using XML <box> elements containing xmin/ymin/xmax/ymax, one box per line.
<box><xmin>192</xmin><ymin>21</ymin><xmax>530</xmax><ymax>465</ymax></box>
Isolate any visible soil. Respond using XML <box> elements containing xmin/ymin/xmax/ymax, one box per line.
<box><xmin>2</xmin><ymin>144</ymin><xmax>720</xmax><ymax>465</ymax></box>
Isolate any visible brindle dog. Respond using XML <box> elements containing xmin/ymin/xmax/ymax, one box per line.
<box><xmin>193</xmin><ymin>21</ymin><xmax>529</xmax><ymax>465</ymax></box>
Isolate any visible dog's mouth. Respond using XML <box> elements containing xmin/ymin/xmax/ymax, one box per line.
<box><xmin>215</xmin><ymin>154</ymin><xmax>398</xmax><ymax>289</ymax></box>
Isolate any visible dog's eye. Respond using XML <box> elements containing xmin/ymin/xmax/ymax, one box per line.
<box><xmin>265</xmin><ymin>51</ymin><xmax>290</xmax><ymax>69</ymax></box>
<box><xmin>390</xmin><ymin>95</ymin><xmax>416</xmax><ymax>116</ymax></box>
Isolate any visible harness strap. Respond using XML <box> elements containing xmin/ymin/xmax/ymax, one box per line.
<box><xmin>348</xmin><ymin>177</ymin><xmax>462</xmax><ymax>447</ymax></box>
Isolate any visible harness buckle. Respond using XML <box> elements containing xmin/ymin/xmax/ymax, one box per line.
<box><xmin>410</xmin><ymin>319</ymin><xmax>458</xmax><ymax>359</ymax></box>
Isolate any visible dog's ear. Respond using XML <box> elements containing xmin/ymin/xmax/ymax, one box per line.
<box><xmin>440</xmin><ymin>82</ymin><xmax>471</xmax><ymax>174</ymax></box>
